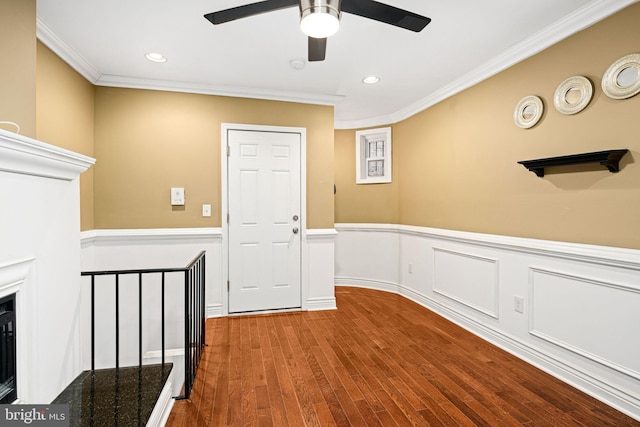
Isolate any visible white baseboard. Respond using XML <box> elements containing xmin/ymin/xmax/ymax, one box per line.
<box><xmin>335</xmin><ymin>223</ymin><xmax>640</xmax><ymax>421</ymax></box>
<box><xmin>145</xmin><ymin>368</ymin><xmax>174</xmax><ymax>427</ymax></box>
<box><xmin>337</xmin><ymin>279</ymin><xmax>640</xmax><ymax>421</ymax></box>
<box><xmin>207</xmin><ymin>303</ymin><xmax>223</xmax><ymax>318</ymax></box>
<box><xmin>306</xmin><ymin>296</ymin><xmax>337</xmax><ymax>311</ymax></box>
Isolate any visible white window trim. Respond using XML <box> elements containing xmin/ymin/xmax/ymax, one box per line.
<box><xmin>355</xmin><ymin>127</ymin><xmax>392</xmax><ymax>184</ymax></box>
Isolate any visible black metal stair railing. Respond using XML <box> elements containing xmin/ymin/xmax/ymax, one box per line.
<box><xmin>81</xmin><ymin>251</ymin><xmax>206</xmax><ymax>400</ymax></box>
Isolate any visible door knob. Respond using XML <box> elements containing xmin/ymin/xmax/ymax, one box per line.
<box><xmin>292</xmin><ymin>227</ymin><xmax>299</xmax><ymax>234</ymax></box>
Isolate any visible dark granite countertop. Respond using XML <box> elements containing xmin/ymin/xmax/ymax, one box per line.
<box><xmin>53</xmin><ymin>364</ymin><xmax>172</xmax><ymax>427</ymax></box>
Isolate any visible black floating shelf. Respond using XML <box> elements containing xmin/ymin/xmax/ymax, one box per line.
<box><xmin>518</xmin><ymin>149</ymin><xmax>629</xmax><ymax>177</ymax></box>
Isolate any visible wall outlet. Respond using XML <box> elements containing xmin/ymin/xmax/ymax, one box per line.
<box><xmin>514</xmin><ymin>296</ymin><xmax>524</xmax><ymax>313</ymax></box>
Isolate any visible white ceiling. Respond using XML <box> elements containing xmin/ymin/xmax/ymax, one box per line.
<box><xmin>36</xmin><ymin>0</ymin><xmax>636</xmax><ymax>129</ymax></box>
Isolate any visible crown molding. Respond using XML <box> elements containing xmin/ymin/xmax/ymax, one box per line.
<box><xmin>95</xmin><ymin>74</ymin><xmax>344</xmax><ymax>106</ymax></box>
<box><xmin>36</xmin><ymin>16</ymin><xmax>101</xmax><ymax>83</ymax></box>
<box><xmin>37</xmin><ymin>0</ymin><xmax>637</xmax><ymax>129</ymax></box>
<box><xmin>35</xmin><ymin>18</ymin><xmax>342</xmax><ymax>107</ymax></box>
<box><xmin>335</xmin><ymin>0</ymin><xmax>638</xmax><ymax>129</ymax></box>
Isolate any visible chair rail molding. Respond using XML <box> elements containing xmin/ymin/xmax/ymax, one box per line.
<box><xmin>334</xmin><ymin>223</ymin><xmax>640</xmax><ymax>421</ymax></box>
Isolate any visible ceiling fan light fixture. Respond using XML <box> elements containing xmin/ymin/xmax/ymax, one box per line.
<box><xmin>300</xmin><ymin>0</ymin><xmax>340</xmax><ymax>39</ymax></box>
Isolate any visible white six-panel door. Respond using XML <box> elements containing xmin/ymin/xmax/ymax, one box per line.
<box><xmin>227</xmin><ymin>129</ymin><xmax>302</xmax><ymax>313</ymax></box>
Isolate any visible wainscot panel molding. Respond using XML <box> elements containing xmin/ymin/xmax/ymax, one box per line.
<box><xmin>335</xmin><ymin>223</ymin><xmax>640</xmax><ymax>421</ymax></box>
<box><xmin>529</xmin><ymin>267</ymin><xmax>640</xmax><ymax>381</ymax></box>
<box><xmin>433</xmin><ymin>247</ymin><xmax>499</xmax><ymax>319</ymax></box>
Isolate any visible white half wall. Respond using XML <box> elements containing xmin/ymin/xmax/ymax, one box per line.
<box><xmin>80</xmin><ymin>227</ymin><xmax>336</xmax><ymax>320</ymax></box>
<box><xmin>335</xmin><ymin>223</ymin><xmax>640</xmax><ymax>421</ymax></box>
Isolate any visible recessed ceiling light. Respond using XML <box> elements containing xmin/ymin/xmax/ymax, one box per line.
<box><xmin>362</xmin><ymin>75</ymin><xmax>380</xmax><ymax>84</ymax></box>
<box><xmin>145</xmin><ymin>53</ymin><xmax>167</xmax><ymax>63</ymax></box>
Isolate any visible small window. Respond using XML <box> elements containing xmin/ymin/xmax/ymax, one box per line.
<box><xmin>355</xmin><ymin>127</ymin><xmax>392</xmax><ymax>184</ymax></box>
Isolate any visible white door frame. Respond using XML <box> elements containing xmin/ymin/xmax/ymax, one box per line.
<box><xmin>220</xmin><ymin>123</ymin><xmax>308</xmax><ymax>316</ymax></box>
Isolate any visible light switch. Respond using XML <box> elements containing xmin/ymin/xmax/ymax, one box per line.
<box><xmin>202</xmin><ymin>204</ymin><xmax>211</xmax><ymax>217</ymax></box>
<box><xmin>171</xmin><ymin>187</ymin><xmax>185</xmax><ymax>206</ymax></box>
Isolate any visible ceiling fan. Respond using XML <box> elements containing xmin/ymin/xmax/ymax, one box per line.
<box><xmin>204</xmin><ymin>0</ymin><xmax>431</xmax><ymax>62</ymax></box>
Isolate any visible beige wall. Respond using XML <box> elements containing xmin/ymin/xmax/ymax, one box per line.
<box><xmin>336</xmin><ymin>3</ymin><xmax>640</xmax><ymax>249</ymax></box>
<box><xmin>0</xmin><ymin>0</ymin><xmax>36</xmax><ymax>138</ymax></box>
<box><xmin>334</xmin><ymin>128</ymin><xmax>398</xmax><ymax>224</ymax></box>
<box><xmin>94</xmin><ymin>88</ymin><xmax>334</xmax><ymax>229</ymax></box>
<box><xmin>36</xmin><ymin>42</ymin><xmax>95</xmax><ymax>230</ymax></box>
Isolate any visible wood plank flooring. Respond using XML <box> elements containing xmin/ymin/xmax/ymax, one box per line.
<box><xmin>167</xmin><ymin>287</ymin><xmax>638</xmax><ymax>426</ymax></box>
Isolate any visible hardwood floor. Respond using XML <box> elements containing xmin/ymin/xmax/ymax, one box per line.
<box><xmin>167</xmin><ymin>287</ymin><xmax>638</xmax><ymax>426</ymax></box>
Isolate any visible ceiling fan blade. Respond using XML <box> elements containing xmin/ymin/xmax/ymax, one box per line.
<box><xmin>340</xmin><ymin>0</ymin><xmax>431</xmax><ymax>32</ymax></box>
<box><xmin>308</xmin><ymin>37</ymin><xmax>327</xmax><ymax>62</ymax></box>
<box><xmin>204</xmin><ymin>0</ymin><xmax>298</xmax><ymax>25</ymax></box>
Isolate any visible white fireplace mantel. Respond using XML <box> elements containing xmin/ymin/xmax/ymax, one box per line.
<box><xmin>0</xmin><ymin>129</ymin><xmax>94</xmax><ymax>180</ymax></box>
<box><xmin>0</xmin><ymin>258</ymin><xmax>34</xmax><ymax>299</ymax></box>
<box><xmin>0</xmin><ymin>129</ymin><xmax>94</xmax><ymax>404</ymax></box>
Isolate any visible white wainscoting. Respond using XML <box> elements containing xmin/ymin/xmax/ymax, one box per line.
<box><xmin>433</xmin><ymin>247</ymin><xmax>499</xmax><ymax>319</ymax></box>
<box><xmin>80</xmin><ymin>227</ymin><xmax>337</xmax><ymax>318</ymax></box>
<box><xmin>335</xmin><ymin>223</ymin><xmax>640</xmax><ymax>421</ymax></box>
<box><xmin>305</xmin><ymin>229</ymin><xmax>338</xmax><ymax>311</ymax></box>
<box><xmin>81</xmin><ymin>228</ymin><xmax>224</xmax><ymax>319</ymax></box>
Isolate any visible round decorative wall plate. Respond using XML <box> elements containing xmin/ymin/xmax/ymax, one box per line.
<box><xmin>602</xmin><ymin>53</ymin><xmax>640</xmax><ymax>100</ymax></box>
<box><xmin>514</xmin><ymin>95</ymin><xmax>543</xmax><ymax>129</ymax></box>
<box><xmin>553</xmin><ymin>76</ymin><xmax>593</xmax><ymax>115</ymax></box>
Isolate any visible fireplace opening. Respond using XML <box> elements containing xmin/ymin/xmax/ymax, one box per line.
<box><xmin>0</xmin><ymin>293</ymin><xmax>16</xmax><ymax>404</ymax></box>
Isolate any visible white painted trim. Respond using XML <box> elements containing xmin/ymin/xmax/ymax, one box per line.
<box><xmin>335</xmin><ymin>278</ymin><xmax>640</xmax><ymax>420</ymax></box>
<box><xmin>355</xmin><ymin>127</ymin><xmax>392</xmax><ymax>184</ymax></box>
<box><xmin>143</xmin><ymin>349</ymin><xmax>185</xmax><ymax>359</ymax></box>
<box><xmin>0</xmin><ymin>258</ymin><xmax>34</xmax><ymax>406</ymax></box>
<box><xmin>305</xmin><ymin>228</ymin><xmax>339</xmax><ymax>239</ymax></box>
<box><xmin>335</xmin><ymin>278</ymin><xmax>400</xmax><ymax>294</ymax></box>
<box><xmin>35</xmin><ymin>17</ymin><xmax>101</xmax><ymax>84</ymax></box>
<box><xmin>207</xmin><ymin>303</ymin><xmax>224</xmax><ymax>318</ymax></box>
<box><xmin>335</xmin><ymin>223</ymin><xmax>640</xmax><ymax>420</ymax></box>
<box><xmin>336</xmin><ymin>223</ymin><xmax>640</xmax><ymax>271</ymax></box>
<box><xmin>145</xmin><ymin>368</ymin><xmax>174</xmax><ymax>427</ymax></box>
<box><xmin>432</xmin><ymin>246</ymin><xmax>500</xmax><ymax>319</ymax></box>
<box><xmin>334</xmin><ymin>0</ymin><xmax>638</xmax><ymax>129</ymax></box>
<box><xmin>80</xmin><ymin>228</ymin><xmax>222</xmax><ymax>247</ymax></box>
<box><xmin>306</xmin><ymin>297</ymin><xmax>337</xmax><ymax>311</ymax></box>
<box><xmin>0</xmin><ymin>129</ymin><xmax>95</xmax><ymax>181</ymax></box>
<box><xmin>528</xmin><ymin>266</ymin><xmax>640</xmax><ymax>381</ymax></box>
<box><xmin>96</xmin><ymin>75</ymin><xmax>344</xmax><ymax>107</ymax></box>
<box><xmin>37</xmin><ymin>1</ymin><xmax>634</xmax><ymax>129</ymax></box>
<box><xmin>221</xmin><ymin>123</ymin><xmax>308</xmax><ymax>316</ymax></box>
<box><xmin>0</xmin><ymin>258</ymin><xmax>34</xmax><ymax>298</ymax></box>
